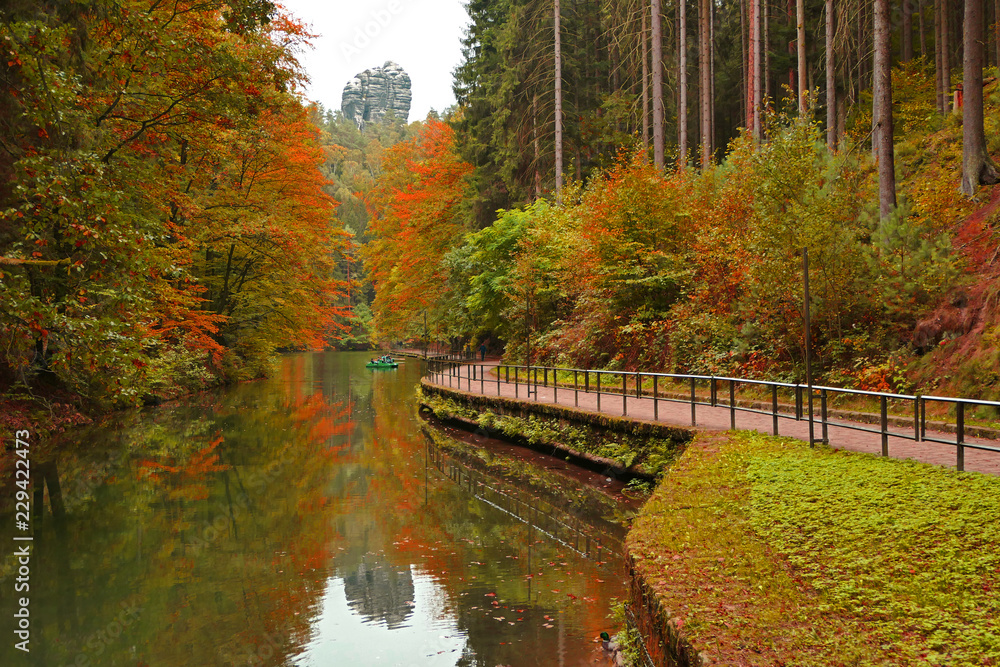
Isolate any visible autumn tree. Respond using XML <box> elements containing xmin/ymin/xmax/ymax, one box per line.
<box><xmin>0</xmin><ymin>0</ymin><xmax>347</xmax><ymax>404</ymax></box>
<box><xmin>362</xmin><ymin>121</ymin><xmax>473</xmax><ymax>340</ymax></box>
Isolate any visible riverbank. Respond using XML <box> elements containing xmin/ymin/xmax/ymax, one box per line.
<box><xmin>418</xmin><ymin>380</ymin><xmax>691</xmax><ymax>487</ymax></box>
<box><xmin>422</xmin><ymin>381</ymin><xmax>1000</xmax><ymax>666</ymax></box>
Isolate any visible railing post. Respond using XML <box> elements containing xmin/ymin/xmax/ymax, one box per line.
<box><xmin>920</xmin><ymin>396</ymin><xmax>926</xmax><ymax>440</ymax></box>
<box><xmin>690</xmin><ymin>377</ymin><xmax>696</xmax><ymax>426</ymax></box>
<box><xmin>534</xmin><ymin>367</ymin><xmax>538</xmax><ymax>401</ymax></box>
<box><xmin>622</xmin><ymin>372</ymin><xmax>627</xmax><ymax>416</ymax></box>
<box><xmin>771</xmin><ymin>384</ymin><xmax>779</xmax><ymax>435</ymax></box>
<box><xmin>880</xmin><ymin>395</ymin><xmax>888</xmax><ymax>457</ymax></box>
<box><xmin>553</xmin><ymin>368</ymin><xmax>558</xmax><ymax>404</ymax></box>
<box><xmin>729</xmin><ymin>380</ymin><xmax>736</xmax><ymax>430</ymax></box>
<box><xmin>711</xmin><ymin>377</ymin><xmax>717</xmax><ymax>407</ymax></box>
<box><xmin>956</xmin><ymin>401</ymin><xmax>965</xmax><ymax>472</ymax></box>
<box><xmin>820</xmin><ymin>389</ymin><xmax>828</xmax><ymax>444</ymax></box>
<box><xmin>514</xmin><ymin>366</ymin><xmax>519</xmax><ymax>398</ymax></box>
<box><xmin>636</xmin><ymin>372</ymin><xmax>641</xmax><ymax>398</ymax></box>
<box><xmin>544</xmin><ymin>367</ymin><xmax>548</xmax><ymax>387</ymax></box>
<box><xmin>481</xmin><ymin>364</ymin><xmax>484</xmax><ymax>393</ymax></box>
<box><xmin>653</xmin><ymin>375</ymin><xmax>659</xmax><ymax>421</ymax></box>
<box><xmin>913</xmin><ymin>395</ymin><xmax>920</xmax><ymax>442</ymax></box>
<box><xmin>584</xmin><ymin>371</ymin><xmax>589</xmax><ymax>393</ymax></box>
<box><xmin>497</xmin><ymin>366</ymin><xmax>501</xmax><ymax>396</ymax></box>
<box><xmin>574</xmin><ymin>370</ymin><xmax>579</xmax><ymax>407</ymax></box>
<box><xmin>795</xmin><ymin>385</ymin><xmax>802</xmax><ymax>420</ymax></box>
<box><xmin>596</xmin><ymin>373</ymin><xmax>601</xmax><ymax>412</ymax></box>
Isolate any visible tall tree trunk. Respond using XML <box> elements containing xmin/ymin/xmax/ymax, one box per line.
<box><xmin>961</xmin><ymin>0</ymin><xmax>1000</xmax><ymax>193</ymax></box>
<box><xmin>700</xmin><ymin>0</ymin><xmax>711</xmax><ymax>167</ymax></box>
<box><xmin>748</xmin><ymin>0</ymin><xmax>762</xmax><ymax>138</ymax></box>
<box><xmin>789</xmin><ymin>0</ymin><xmax>797</xmax><ymax>97</ymax></box>
<box><xmin>952</xmin><ymin>0</ymin><xmax>962</xmax><ymax>70</ymax></box>
<box><xmin>554</xmin><ymin>0</ymin><xmax>563</xmax><ymax>201</ymax></box>
<box><xmin>642</xmin><ymin>11</ymin><xmax>650</xmax><ymax>151</ymax></box>
<box><xmin>936</xmin><ymin>0</ymin><xmax>945</xmax><ymax>111</ymax></box>
<box><xmin>533</xmin><ymin>94</ymin><xmax>541</xmax><ymax>199</ymax></box>
<box><xmin>797</xmin><ymin>0</ymin><xmax>806</xmax><ymax>113</ymax></box>
<box><xmin>826</xmin><ymin>0</ymin><xmax>836</xmax><ymax>148</ymax></box>
<box><xmin>741</xmin><ymin>0</ymin><xmax>748</xmax><ymax>125</ymax></box>
<box><xmin>679</xmin><ymin>0</ymin><xmax>688</xmax><ymax>163</ymax></box>
<box><xmin>652</xmin><ymin>0</ymin><xmax>664</xmax><ymax>168</ymax></box>
<box><xmin>764</xmin><ymin>0</ymin><xmax>771</xmax><ymax>104</ymax></box>
<box><xmin>995</xmin><ymin>0</ymin><xmax>999</xmax><ymax>66</ymax></box>
<box><xmin>942</xmin><ymin>0</ymin><xmax>951</xmax><ymax>111</ymax></box>
<box><xmin>919</xmin><ymin>0</ymin><xmax>927</xmax><ymax>57</ymax></box>
<box><xmin>710</xmin><ymin>0</ymin><xmax>716</xmax><ymax>153</ymax></box>
<box><xmin>874</xmin><ymin>0</ymin><xmax>897</xmax><ymax>220</ymax></box>
<box><xmin>903</xmin><ymin>0</ymin><xmax>914</xmax><ymax>60</ymax></box>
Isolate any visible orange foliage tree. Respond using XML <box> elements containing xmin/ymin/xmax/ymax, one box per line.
<box><xmin>362</xmin><ymin>120</ymin><xmax>473</xmax><ymax>341</ymax></box>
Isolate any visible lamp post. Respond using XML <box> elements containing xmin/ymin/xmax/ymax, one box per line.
<box><xmin>526</xmin><ymin>289</ymin><xmax>534</xmax><ymax>396</ymax></box>
<box><xmin>803</xmin><ymin>247</ymin><xmax>814</xmax><ymax>446</ymax></box>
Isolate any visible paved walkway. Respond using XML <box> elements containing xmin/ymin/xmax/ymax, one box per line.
<box><xmin>414</xmin><ymin>356</ymin><xmax>1000</xmax><ymax>476</ymax></box>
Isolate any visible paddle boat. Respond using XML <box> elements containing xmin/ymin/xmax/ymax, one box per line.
<box><xmin>366</xmin><ymin>356</ymin><xmax>399</xmax><ymax>369</ymax></box>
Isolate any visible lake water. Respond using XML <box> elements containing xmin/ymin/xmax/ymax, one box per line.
<box><xmin>1</xmin><ymin>351</ymin><xmax>628</xmax><ymax>666</ymax></box>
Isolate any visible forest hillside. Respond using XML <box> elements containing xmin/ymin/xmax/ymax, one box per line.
<box><xmin>361</xmin><ymin>0</ymin><xmax>1000</xmax><ymax>402</ymax></box>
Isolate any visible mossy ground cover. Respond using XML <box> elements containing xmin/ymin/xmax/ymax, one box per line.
<box><xmin>417</xmin><ymin>387</ymin><xmax>683</xmax><ymax>479</ymax></box>
<box><xmin>628</xmin><ymin>430</ymin><xmax>1000</xmax><ymax>666</ymax></box>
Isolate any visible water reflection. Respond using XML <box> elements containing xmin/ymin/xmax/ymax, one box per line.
<box><xmin>1</xmin><ymin>351</ymin><xmax>626</xmax><ymax>666</ymax></box>
<box><xmin>341</xmin><ymin>559</ymin><xmax>415</xmax><ymax>629</ymax></box>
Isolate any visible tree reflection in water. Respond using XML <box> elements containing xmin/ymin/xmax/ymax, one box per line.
<box><xmin>341</xmin><ymin>559</ymin><xmax>415</xmax><ymax>629</ymax></box>
<box><xmin>0</xmin><ymin>351</ymin><xmax>628</xmax><ymax>667</ymax></box>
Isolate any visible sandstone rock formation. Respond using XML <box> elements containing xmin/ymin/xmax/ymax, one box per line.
<box><xmin>341</xmin><ymin>61</ymin><xmax>412</xmax><ymax>130</ymax></box>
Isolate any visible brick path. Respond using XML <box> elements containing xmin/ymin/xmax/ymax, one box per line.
<box><xmin>416</xmin><ymin>357</ymin><xmax>1000</xmax><ymax>476</ymax></box>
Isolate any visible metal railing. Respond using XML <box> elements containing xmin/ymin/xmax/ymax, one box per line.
<box><xmin>391</xmin><ymin>344</ymin><xmax>477</xmax><ymax>362</ymax></box>
<box><xmin>424</xmin><ymin>359</ymin><xmax>1000</xmax><ymax>472</ymax></box>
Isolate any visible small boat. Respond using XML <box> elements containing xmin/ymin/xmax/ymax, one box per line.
<box><xmin>366</xmin><ymin>360</ymin><xmax>399</xmax><ymax>369</ymax></box>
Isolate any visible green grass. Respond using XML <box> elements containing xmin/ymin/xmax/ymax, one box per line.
<box><xmin>628</xmin><ymin>430</ymin><xmax>1000</xmax><ymax>666</ymax></box>
<box><xmin>748</xmin><ymin>448</ymin><xmax>1000</xmax><ymax>664</ymax></box>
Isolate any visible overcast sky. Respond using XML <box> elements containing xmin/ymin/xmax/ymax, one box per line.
<box><xmin>278</xmin><ymin>0</ymin><xmax>470</xmax><ymax>121</ymax></box>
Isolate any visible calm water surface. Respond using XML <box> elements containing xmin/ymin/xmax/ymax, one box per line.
<box><xmin>1</xmin><ymin>351</ymin><xmax>627</xmax><ymax>666</ymax></box>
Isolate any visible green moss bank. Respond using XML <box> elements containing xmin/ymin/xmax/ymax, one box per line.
<box><xmin>417</xmin><ymin>380</ymin><xmax>690</xmax><ymax>482</ymax></box>
<box><xmin>629</xmin><ymin>430</ymin><xmax>1000</xmax><ymax>667</ymax></box>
